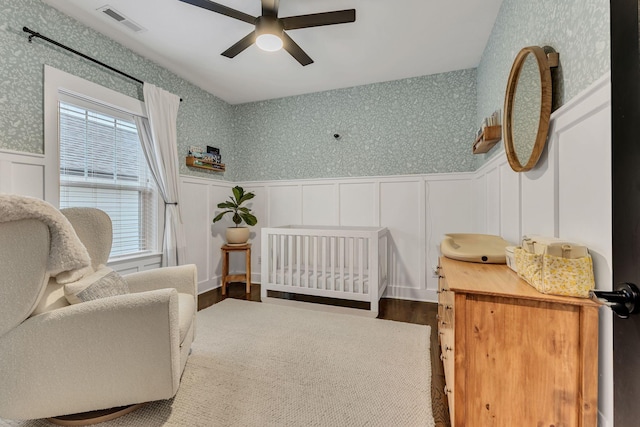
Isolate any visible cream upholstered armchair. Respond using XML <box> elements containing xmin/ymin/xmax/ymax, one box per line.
<box><xmin>0</xmin><ymin>203</ymin><xmax>197</xmax><ymax>420</ymax></box>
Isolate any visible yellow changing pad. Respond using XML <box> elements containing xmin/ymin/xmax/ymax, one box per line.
<box><xmin>440</xmin><ymin>233</ymin><xmax>509</xmax><ymax>264</ymax></box>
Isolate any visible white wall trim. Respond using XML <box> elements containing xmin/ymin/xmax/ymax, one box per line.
<box><xmin>0</xmin><ymin>148</ymin><xmax>45</xmax><ymax>158</ymax></box>
<box><xmin>241</xmin><ymin>171</ymin><xmax>476</xmax><ymax>187</ymax></box>
<box><xmin>0</xmin><ymin>150</ymin><xmax>47</xmax><ymax>199</ymax></box>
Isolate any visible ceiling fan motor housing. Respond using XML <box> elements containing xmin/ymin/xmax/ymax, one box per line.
<box><xmin>256</xmin><ymin>16</ymin><xmax>283</xmax><ymax>37</ymax></box>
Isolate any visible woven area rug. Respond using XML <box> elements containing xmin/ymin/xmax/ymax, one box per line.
<box><xmin>2</xmin><ymin>299</ymin><xmax>434</xmax><ymax>427</ymax></box>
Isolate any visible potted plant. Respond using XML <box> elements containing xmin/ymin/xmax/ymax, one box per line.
<box><xmin>212</xmin><ymin>186</ymin><xmax>257</xmax><ymax>245</ymax></box>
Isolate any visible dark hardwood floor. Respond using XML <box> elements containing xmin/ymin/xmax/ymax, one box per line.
<box><xmin>198</xmin><ymin>283</ymin><xmax>451</xmax><ymax>427</ymax></box>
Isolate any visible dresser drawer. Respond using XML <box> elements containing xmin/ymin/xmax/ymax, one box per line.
<box><xmin>439</xmin><ymin>328</ymin><xmax>455</xmax><ymax>423</ymax></box>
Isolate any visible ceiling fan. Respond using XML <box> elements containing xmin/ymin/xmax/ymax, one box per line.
<box><xmin>178</xmin><ymin>0</ymin><xmax>356</xmax><ymax>66</ymax></box>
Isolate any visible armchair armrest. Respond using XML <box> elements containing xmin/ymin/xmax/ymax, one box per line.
<box><xmin>124</xmin><ymin>264</ymin><xmax>197</xmax><ymax>297</ymax></box>
<box><xmin>0</xmin><ymin>289</ymin><xmax>181</xmax><ymax>420</ymax></box>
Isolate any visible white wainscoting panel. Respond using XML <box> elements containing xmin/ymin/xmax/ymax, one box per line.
<box><xmin>380</xmin><ymin>179</ymin><xmax>423</xmax><ymax>292</ymax></box>
<box><xmin>109</xmin><ymin>253</ymin><xmax>162</xmax><ymax>276</ymax></box>
<box><xmin>499</xmin><ymin>162</ymin><xmax>521</xmax><ymax>245</ymax></box>
<box><xmin>267</xmin><ymin>185</ymin><xmax>302</xmax><ymax>227</ymax></box>
<box><xmin>302</xmin><ymin>184</ymin><xmax>338</xmax><ymax>225</ymax></box>
<box><xmin>244</xmin><ymin>184</ymin><xmax>267</xmax><ymax>282</ymax></box>
<box><xmin>181</xmin><ymin>177</ymin><xmax>215</xmax><ymax>292</ymax></box>
<box><xmin>339</xmin><ymin>182</ymin><xmax>378</xmax><ymax>226</ymax></box>
<box><xmin>485</xmin><ymin>167</ymin><xmax>501</xmax><ymax>235</ymax></box>
<box><xmin>520</xmin><ymin>142</ymin><xmax>558</xmax><ymax>237</ymax></box>
<box><xmin>0</xmin><ymin>150</ymin><xmax>47</xmax><ymax>199</ymax></box>
<box><xmin>472</xmin><ymin>174</ymin><xmax>487</xmax><ymax>233</ymax></box>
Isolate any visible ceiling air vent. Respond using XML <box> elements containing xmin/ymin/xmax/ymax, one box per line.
<box><xmin>97</xmin><ymin>6</ymin><xmax>146</xmax><ymax>33</ymax></box>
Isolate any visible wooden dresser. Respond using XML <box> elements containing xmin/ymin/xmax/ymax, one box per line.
<box><xmin>437</xmin><ymin>256</ymin><xmax>599</xmax><ymax>427</ymax></box>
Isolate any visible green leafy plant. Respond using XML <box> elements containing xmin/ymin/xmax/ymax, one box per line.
<box><xmin>212</xmin><ymin>186</ymin><xmax>257</xmax><ymax>227</ymax></box>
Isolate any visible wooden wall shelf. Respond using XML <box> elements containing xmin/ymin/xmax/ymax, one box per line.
<box><xmin>186</xmin><ymin>156</ymin><xmax>225</xmax><ymax>172</ymax></box>
<box><xmin>473</xmin><ymin>125</ymin><xmax>502</xmax><ymax>154</ymax></box>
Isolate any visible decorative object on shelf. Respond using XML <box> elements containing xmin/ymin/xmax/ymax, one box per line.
<box><xmin>212</xmin><ymin>186</ymin><xmax>257</xmax><ymax>245</ymax></box>
<box><xmin>186</xmin><ymin>145</ymin><xmax>225</xmax><ymax>172</ymax></box>
<box><xmin>206</xmin><ymin>145</ymin><xmax>222</xmax><ymax>163</ymax></box>
<box><xmin>503</xmin><ymin>46</ymin><xmax>559</xmax><ymax>172</ymax></box>
<box><xmin>473</xmin><ymin>110</ymin><xmax>502</xmax><ymax>154</ymax></box>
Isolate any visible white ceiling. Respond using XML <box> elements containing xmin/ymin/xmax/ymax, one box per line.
<box><xmin>43</xmin><ymin>0</ymin><xmax>504</xmax><ymax>105</ymax></box>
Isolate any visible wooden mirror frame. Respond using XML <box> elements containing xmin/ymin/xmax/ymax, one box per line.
<box><xmin>503</xmin><ymin>46</ymin><xmax>554</xmax><ymax>172</ymax></box>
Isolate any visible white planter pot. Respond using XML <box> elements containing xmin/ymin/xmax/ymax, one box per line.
<box><xmin>226</xmin><ymin>227</ymin><xmax>250</xmax><ymax>245</ymax></box>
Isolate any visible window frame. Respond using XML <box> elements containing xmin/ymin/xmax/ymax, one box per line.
<box><xmin>43</xmin><ymin>65</ymin><xmax>163</xmax><ymax>263</ymax></box>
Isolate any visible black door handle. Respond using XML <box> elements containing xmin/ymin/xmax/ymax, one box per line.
<box><xmin>591</xmin><ymin>283</ymin><xmax>640</xmax><ymax>319</ymax></box>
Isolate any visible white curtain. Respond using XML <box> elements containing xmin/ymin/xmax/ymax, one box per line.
<box><xmin>134</xmin><ymin>83</ymin><xmax>186</xmax><ymax>267</ymax></box>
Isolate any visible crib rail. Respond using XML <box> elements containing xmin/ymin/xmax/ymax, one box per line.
<box><xmin>261</xmin><ymin>226</ymin><xmax>388</xmax><ymax>313</ymax></box>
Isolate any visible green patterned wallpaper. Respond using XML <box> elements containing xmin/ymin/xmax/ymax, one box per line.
<box><xmin>0</xmin><ymin>0</ymin><xmax>611</xmax><ymax>182</ymax></box>
<box><xmin>0</xmin><ymin>0</ymin><xmax>234</xmax><ymax>180</ymax></box>
<box><xmin>231</xmin><ymin>69</ymin><xmax>478</xmax><ymax>181</ymax></box>
<box><xmin>475</xmin><ymin>0</ymin><xmax>610</xmax><ymax>166</ymax></box>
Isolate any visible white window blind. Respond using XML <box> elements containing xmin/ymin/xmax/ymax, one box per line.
<box><xmin>58</xmin><ymin>99</ymin><xmax>157</xmax><ymax>259</ymax></box>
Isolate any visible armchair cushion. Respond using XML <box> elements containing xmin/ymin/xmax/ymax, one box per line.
<box><xmin>64</xmin><ymin>266</ymin><xmax>129</xmax><ymax>304</ymax></box>
<box><xmin>31</xmin><ymin>279</ymin><xmax>68</xmax><ymax>316</ymax></box>
<box><xmin>0</xmin><ymin>219</ymin><xmax>51</xmax><ymax>336</ymax></box>
<box><xmin>177</xmin><ymin>293</ymin><xmax>195</xmax><ymax>343</ymax></box>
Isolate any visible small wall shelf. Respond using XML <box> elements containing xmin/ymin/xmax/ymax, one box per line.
<box><xmin>473</xmin><ymin>125</ymin><xmax>502</xmax><ymax>154</ymax></box>
<box><xmin>186</xmin><ymin>156</ymin><xmax>225</xmax><ymax>172</ymax></box>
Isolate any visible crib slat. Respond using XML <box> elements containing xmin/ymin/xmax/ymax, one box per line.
<box><xmin>302</xmin><ymin>235</ymin><xmax>307</xmax><ymax>288</ymax></box>
<box><xmin>312</xmin><ymin>236</ymin><xmax>317</xmax><ymax>289</ymax></box>
<box><xmin>337</xmin><ymin>237</ymin><xmax>347</xmax><ymax>291</ymax></box>
<box><xmin>296</xmin><ymin>236</ymin><xmax>304</xmax><ymax>288</ymax></box>
<box><xmin>321</xmin><ymin>236</ymin><xmax>327</xmax><ymax>290</ymax></box>
<box><xmin>288</xmin><ymin>235</ymin><xmax>293</xmax><ymax>287</ymax></box>
<box><xmin>368</xmin><ymin>234</ymin><xmax>378</xmax><ymax>301</ymax></box>
<box><xmin>330</xmin><ymin>237</ymin><xmax>336</xmax><ymax>291</ymax></box>
<box><xmin>349</xmin><ymin>237</ymin><xmax>354</xmax><ymax>293</ymax></box>
<box><xmin>271</xmin><ymin>234</ymin><xmax>276</xmax><ymax>284</ymax></box>
<box><xmin>280</xmin><ymin>234</ymin><xmax>285</xmax><ymax>287</ymax></box>
<box><xmin>359</xmin><ymin>237</ymin><xmax>364</xmax><ymax>294</ymax></box>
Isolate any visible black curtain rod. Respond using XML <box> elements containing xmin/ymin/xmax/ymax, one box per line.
<box><xmin>23</xmin><ymin>26</ymin><xmax>182</xmax><ymax>102</ymax></box>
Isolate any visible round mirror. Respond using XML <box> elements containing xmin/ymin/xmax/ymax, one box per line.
<box><xmin>503</xmin><ymin>46</ymin><xmax>554</xmax><ymax>172</ymax></box>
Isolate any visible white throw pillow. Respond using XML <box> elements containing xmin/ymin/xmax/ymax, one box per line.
<box><xmin>64</xmin><ymin>266</ymin><xmax>129</xmax><ymax>304</ymax></box>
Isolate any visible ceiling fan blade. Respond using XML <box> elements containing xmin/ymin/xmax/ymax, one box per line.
<box><xmin>261</xmin><ymin>0</ymin><xmax>279</xmax><ymax>18</ymax></box>
<box><xmin>281</xmin><ymin>32</ymin><xmax>313</xmax><ymax>66</ymax></box>
<box><xmin>221</xmin><ymin>31</ymin><xmax>256</xmax><ymax>58</ymax></box>
<box><xmin>178</xmin><ymin>0</ymin><xmax>256</xmax><ymax>25</ymax></box>
<box><xmin>281</xmin><ymin>9</ymin><xmax>356</xmax><ymax>30</ymax></box>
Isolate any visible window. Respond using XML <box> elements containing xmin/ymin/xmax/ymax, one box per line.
<box><xmin>58</xmin><ymin>98</ymin><xmax>158</xmax><ymax>258</ymax></box>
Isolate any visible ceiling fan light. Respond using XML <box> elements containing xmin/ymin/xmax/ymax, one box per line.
<box><xmin>256</xmin><ymin>33</ymin><xmax>283</xmax><ymax>52</ymax></box>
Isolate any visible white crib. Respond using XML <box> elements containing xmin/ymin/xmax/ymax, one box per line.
<box><xmin>261</xmin><ymin>225</ymin><xmax>389</xmax><ymax>314</ymax></box>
